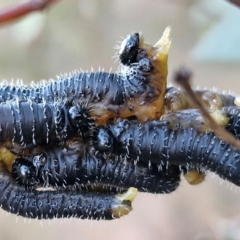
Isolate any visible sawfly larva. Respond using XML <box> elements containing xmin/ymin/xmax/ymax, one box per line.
<box><xmin>0</xmin><ymin>161</ymin><xmax>137</xmax><ymax>220</ymax></box>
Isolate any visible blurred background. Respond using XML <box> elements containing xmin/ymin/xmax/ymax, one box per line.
<box><xmin>0</xmin><ymin>0</ymin><xmax>240</xmax><ymax>239</ymax></box>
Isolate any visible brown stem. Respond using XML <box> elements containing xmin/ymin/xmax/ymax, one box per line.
<box><xmin>0</xmin><ymin>0</ymin><xmax>59</xmax><ymax>24</ymax></box>
<box><xmin>174</xmin><ymin>67</ymin><xmax>240</xmax><ymax>149</ymax></box>
<box><xmin>228</xmin><ymin>0</ymin><xmax>240</xmax><ymax>8</ymax></box>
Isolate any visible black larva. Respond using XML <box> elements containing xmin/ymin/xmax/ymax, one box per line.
<box><xmin>0</xmin><ymin>33</ymin><xmax>145</xmax><ymax>103</ymax></box>
<box><xmin>0</xmin><ymin>161</ymin><xmax>135</xmax><ymax>220</ymax></box>
<box><xmin>0</xmin><ymin>28</ymin><xmax>175</xmax><ymax>125</ymax></box>
<box><xmin>0</xmin><ymin>99</ymin><xmax>93</xmax><ymax>152</ymax></box>
<box><xmin>12</xmin><ymin>143</ymin><xmax>181</xmax><ymax>194</ymax></box>
<box><xmin>0</xmin><ymin>33</ymin><xmax>139</xmax><ymax>103</ymax></box>
<box><xmin>0</xmin><ymin>32</ymin><xmax>165</xmax><ymax>125</ymax></box>
<box><xmin>94</xmin><ymin>118</ymin><xmax>240</xmax><ymax>186</ymax></box>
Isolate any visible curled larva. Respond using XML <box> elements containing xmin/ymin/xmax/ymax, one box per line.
<box><xmin>12</xmin><ymin>142</ymin><xmax>181</xmax><ymax>194</ymax></box>
<box><xmin>0</xmin><ymin>161</ymin><xmax>137</xmax><ymax>220</ymax></box>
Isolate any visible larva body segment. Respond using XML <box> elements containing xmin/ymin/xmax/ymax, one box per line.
<box><xmin>160</xmin><ymin>108</ymin><xmax>230</xmax><ymax>133</ymax></box>
<box><xmin>0</xmin><ymin>84</ymin><xmax>32</xmax><ymax>103</ymax></box>
<box><xmin>160</xmin><ymin>106</ymin><xmax>240</xmax><ymax>139</ymax></box>
<box><xmin>0</xmin><ymin>162</ymin><xmax>136</xmax><ymax>220</ymax></box>
<box><xmin>12</xmin><ymin>143</ymin><xmax>181</xmax><ymax>194</ymax></box>
<box><xmin>0</xmin><ymin>100</ymin><xmax>92</xmax><ymax>153</ymax></box>
<box><xmin>164</xmin><ymin>87</ymin><xmax>237</xmax><ymax>112</ymax></box>
<box><xmin>95</xmin><ymin>119</ymin><xmax>240</xmax><ymax>186</ymax></box>
<box><xmin>222</xmin><ymin>106</ymin><xmax>240</xmax><ymax>140</ymax></box>
<box><xmin>160</xmin><ymin>107</ymin><xmax>240</xmax><ymax>185</ymax></box>
<box><xmin>0</xmin><ymin>72</ymin><xmax>124</xmax><ymax>104</ymax></box>
<box><xmin>0</xmin><ymin>69</ymin><xmax>155</xmax><ymax>125</ymax></box>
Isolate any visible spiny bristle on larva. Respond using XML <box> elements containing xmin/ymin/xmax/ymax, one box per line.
<box><xmin>0</xmin><ymin>79</ymin><xmax>25</xmax><ymax>87</ymax></box>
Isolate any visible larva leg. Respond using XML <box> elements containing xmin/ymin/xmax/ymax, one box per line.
<box><xmin>0</xmin><ymin>162</ymin><xmax>137</xmax><ymax>220</ymax></box>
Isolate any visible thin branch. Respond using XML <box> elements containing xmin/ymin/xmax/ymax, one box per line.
<box><xmin>228</xmin><ymin>0</ymin><xmax>240</xmax><ymax>8</ymax></box>
<box><xmin>174</xmin><ymin>67</ymin><xmax>240</xmax><ymax>149</ymax></box>
<box><xmin>0</xmin><ymin>0</ymin><xmax>59</xmax><ymax>24</ymax></box>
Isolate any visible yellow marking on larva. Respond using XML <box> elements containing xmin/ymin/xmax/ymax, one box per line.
<box><xmin>154</xmin><ymin>26</ymin><xmax>172</xmax><ymax>57</ymax></box>
<box><xmin>95</xmin><ymin>27</ymin><xmax>172</xmax><ymax>124</ymax></box>
<box><xmin>129</xmin><ymin>27</ymin><xmax>171</xmax><ymax>122</ymax></box>
<box><xmin>112</xmin><ymin>187</ymin><xmax>138</xmax><ymax>218</ymax></box>
<box><xmin>209</xmin><ymin>110</ymin><xmax>229</xmax><ymax>127</ymax></box>
<box><xmin>184</xmin><ymin>169</ymin><xmax>206</xmax><ymax>185</ymax></box>
<box><xmin>0</xmin><ymin>147</ymin><xmax>16</xmax><ymax>172</ymax></box>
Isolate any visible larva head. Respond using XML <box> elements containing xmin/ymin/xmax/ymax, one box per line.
<box><xmin>12</xmin><ymin>157</ymin><xmax>38</xmax><ymax>187</ymax></box>
<box><xmin>118</xmin><ymin>27</ymin><xmax>172</xmax><ymax>122</ymax></box>
<box><xmin>32</xmin><ymin>153</ymin><xmax>46</xmax><ymax>169</ymax></box>
<box><xmin>69</xmin><ymin>105</ymin><xmax>94</xmax><ymax>135</ymax></box>
<box><xmin>119</xmin><ymin>27</ymin><xmax>171</xmax><ymax>70</ymax></box>
<box><xmin>119</xmin><ymin>33</ymin><xmax>141</xmax><ymax>65</ymax></box>
<box><xmin>94</xmin><ymin>127</ymin><xmax>113</xmax><ymax>152</ymax></box>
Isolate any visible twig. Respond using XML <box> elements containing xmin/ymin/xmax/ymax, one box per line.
<box><xmin>174</xmin><ymin>67</ymin><xmax>240</xmax><ymax>149</ymax></box>
<box><xmin>0</xmin><ymin>0</ymin><xmax>59</xmax><ymax>24</ymax></box>
<box><xmin>228</xmin><ymin>0</ymin><xmax>240</xmax><ymax>8</ymax></box>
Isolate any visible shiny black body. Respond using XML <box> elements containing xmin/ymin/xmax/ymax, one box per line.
<box><xmin>0</xmin><ymin>100</ymin><xmax>91</xmax><ymax>152</ymax></box>
<box><xmin>95</xmin><ymin>118</ymin><xmax>240</xmax><ymax>186</ymax></box>
<box><xmin>0</xmin><ymin>162</ymin><xmax>121</xmax><ymax>220</ymax></box>
<box><xmin>12</xmin><ymin>144</ymin><xmax>181</xmax><ymax>194</ymax></box>
<box><xmin>223</xmin><ymin>106</ymin><xmax>240</xmax><ymax>139</ymax></box>
<box><xmin>0</xmin><ymin>62</ymin><xmax>154</xmax><ymax>109</ymax></box>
